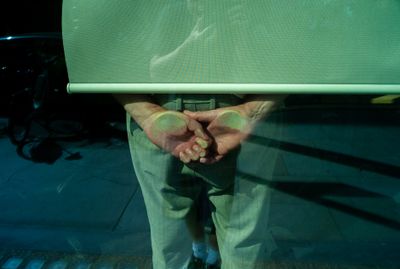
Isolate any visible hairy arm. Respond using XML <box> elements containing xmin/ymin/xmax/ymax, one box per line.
<box><xmin>114</xmin><ymin>94</ymin><xmax>209</xmax><ymax>161</ymax></box>
<box><xmin>113</xmin><ymin>94</ymin><xmax>166</xmax><ymax>129</ymax></box>
<box><xmin>183</xmin><ymin>94</ymin><xmax>287</xmax><ymax>163</ymax></box>
<box><xmin>238</xmin><ymin>94</ymin><xmax>287</xmax><ymax>124</ymax></box>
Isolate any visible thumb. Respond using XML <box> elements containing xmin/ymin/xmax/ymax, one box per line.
<box><xmin>184</xmin><ymin>110</ymin><xmax>218</xmax><ymax>123</ymax></box>
<box><xmin>186</xmin><ymin>118</ymin><xmax>208</xmax><ymax>140</ymax></box>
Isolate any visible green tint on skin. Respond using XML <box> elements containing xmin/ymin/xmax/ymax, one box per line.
<box><xmin>216</xmin><ymin>110</ymin><xmax>247</xmax><ymax>131</ymax></box>
<box><xmin>151</xmin><ymin>112</ymin><xmax>187</xmax><ymax>137</ymax></box>
<box><xmin>195</xmin><ymin>137</ymin><xmax>209</xmax><ymax>149</ymax></box>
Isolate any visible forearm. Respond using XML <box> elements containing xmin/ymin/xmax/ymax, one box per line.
<box><xmin>240</xmin><ymin>94</ymin><xmax>287</xmax><ymax>123</ymax></box>
<box><xmin>113</xmin><ymin>94</ymin><xmax>165</xmax><ymax>128</ymax></box>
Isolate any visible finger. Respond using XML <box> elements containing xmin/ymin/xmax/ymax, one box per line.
<box><xmin>199</xmin><ymin>150</ymin><xmax>207</xmax><ymax>158</ymax></box>
<box><xmin>195</xmin><ymin>137</ymin><xmax>209</xmax><ymax>149</ymax></box>
<box><xmin>199</xmin><ymin>154</ymin><xmax>224</xmax><ymax>164</ymax></box>
<box><xmin>185</xmin><ymin>148</ymin><xmax>199</xmax><ymax>161</ymax></box>
<box><xmin>192</xmin><ymin>144</ymin><xmax>202</xmax><ymax>153</ymax></box>
<box><xmin>184</xmin><ymin>110</ymin><xmax>218</xmax><ymax>123</ymax></box>
<box><xmin>179</xmin><ymin>152</ymin><xmax>191</xmax><ymax>163</ymax></box>
<box><xmin>194</xmin><ymin>128</ymin><xmax>208</xmax><ymax>140</ymax></box>
<box><xmin>192</xmin><ymin>145</ymin><xmax>207</xmax><ymax>157</ymax></box>
<box><xmin>186</xmin><ymin>118</ymin><xmax>208</xmax><ymax>140</ymax></box>
<box><xmin>214</xmin><ymin>155</ymin><xmax>224</xmax><ymax>162</ymax></box>
<box><xmin>199</xmin><ymin>157</ymin><xmax>215</xmax><ymax>164</ymax></box>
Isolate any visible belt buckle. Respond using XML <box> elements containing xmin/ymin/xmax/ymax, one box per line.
<box><xmin>180</xmin><ymin>98</ymin><xmax>216</xmax><ymax>111</ymax></box>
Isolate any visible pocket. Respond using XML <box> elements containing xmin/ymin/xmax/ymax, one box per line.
<box><xmin>126</xmin><ymin>113</ymin><xmax>162</xmax><ymax>153</ymax></box>
<box><xmin>126</xmin><ymin>112</ymin><xmax>141</xmax><ymax>137</ymax></box>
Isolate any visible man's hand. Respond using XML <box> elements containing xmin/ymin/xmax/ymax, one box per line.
<box><xmin>113</xmin><ymin>94</ymin><xmax>211</xmax><ymax>163</ymax></box>
<box><xmin>184</xmin><ymin>107</ymin><xmax>251</xmax><ymax>164</ymax></box>
<box><xmin>142</xmin><ymin>111</ymin><xmax>210</xmax><ymax>163</ymax></box>
<box><xmin>183</xmin><ymin>95</ymin><xmax>286</xmax><ymax>164</ymax></box>
<box><xmin>114</xmin><ymin>94</ymin><xmax>285</xmax><ymax>164</ymax></box>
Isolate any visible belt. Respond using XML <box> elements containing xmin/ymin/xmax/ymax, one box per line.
<box><xmin>153</xmin><ymin>94</ymin><xmax>243</xmax><ymax>111</ymax></box>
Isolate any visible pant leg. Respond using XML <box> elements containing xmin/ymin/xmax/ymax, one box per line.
<box><xmin>193</xmin><ymin>111</ymin><xmax>282</xmax><ymax>269</ymax></box>
<box><xmin>126</xmin><ymin>94</ymin><xmax>280</xmax><ymax>269</ymax></box>
<box><xmin>126</xmin><ymin>113</ymin><xmax>200</xmax><ymax>269</ymax></box>
<box><xmin>125</xmin><ymin>94</ymin><xmax>230</xmax><ymax>269</ymax></box>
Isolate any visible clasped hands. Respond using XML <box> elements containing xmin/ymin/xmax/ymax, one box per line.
<box><xmin>142</xmin><ymin>106</ymin><xmax>251</xmax><ymax>164</ymax></box>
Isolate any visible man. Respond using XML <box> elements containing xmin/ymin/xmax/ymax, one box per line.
<box><xmin>113</xmin><ymin>0</ymin><xmax>286</xmax><ymax>267</ymax></box>
<box><xmin>115</xmin><ymin>93</ymin><xmax>285</xmax><ymax>269</ymax></box>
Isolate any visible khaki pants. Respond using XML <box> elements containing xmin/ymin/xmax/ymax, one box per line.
<box><xmin>127</xmin><ymin>94</ymin><xmax>282</xmax><ymax>269</ymax></box>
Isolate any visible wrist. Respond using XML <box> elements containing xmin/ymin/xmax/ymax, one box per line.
<box><xmin>127</xmin><ymin>103</ymin><xmax>166</xmax><ymax>129</ymax></box>
<box><xmin>241</xmin><ymin>95</ymin><xmax>286</xmax><ymax>123</ymax></box>
<box><xmin>225</xmin><ymin>103</ymin><xmax>259</xmax><ymax>125</ymax></box>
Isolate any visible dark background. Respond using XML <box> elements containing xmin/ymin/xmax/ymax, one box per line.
<box><xmin>0</xmin><ymin>0</ymin><xmax>122</xmax><ymax>126</ymax></box>
<box><xmin>0</xmin><ymin>0</ymin><xmax>61</xmax><ymax>35</ymax></box>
